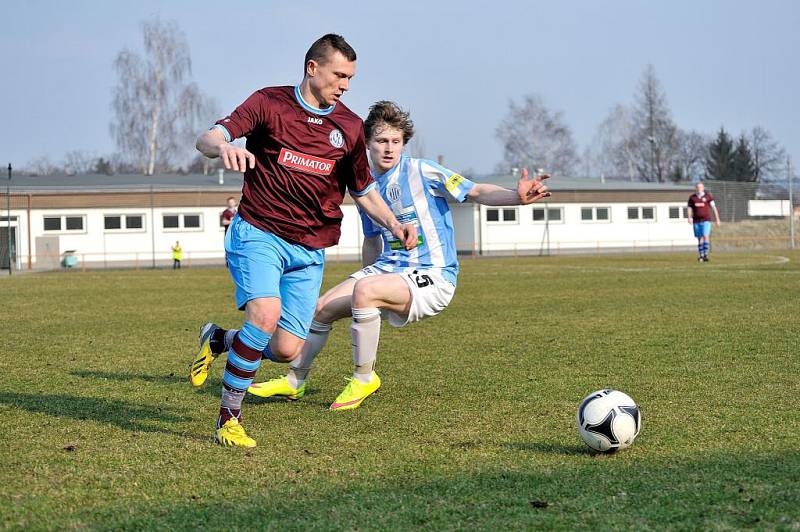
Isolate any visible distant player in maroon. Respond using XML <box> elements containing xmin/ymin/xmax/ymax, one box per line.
<box><xmin>688</xmin><ymin>182</ymin><xmax>721</xmax><ymax>262</ymax></box>
<box><xmin>220</xmin><ymin>197</ymin><xmax>237</xmax><ymax>233</ymax></box>
<box><xmin>194</xmin><ymin>34</ymin><xmax>417</xmax><ymax>447</ymax></box>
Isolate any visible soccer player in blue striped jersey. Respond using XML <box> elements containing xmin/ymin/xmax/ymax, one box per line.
<box><xmin>242</xmin><ymin>101</ymin><xmax>552</xmax><ymax>409</ymax></box>
<box><xmin>201</xmin><ymin>101</ymin><xmax>551</xmax><ymax>409</ymax></box>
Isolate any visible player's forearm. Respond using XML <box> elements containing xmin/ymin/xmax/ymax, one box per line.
<box><xmin>467</xmin><ymin>183</ymin><xmax>520</xmax><ymax>206</ymax></box>
<box><xmin>713</xmin><ymin>208</ymin><xmax>721</xmax><ymax>223</ymax></box>
<box><xmin>353</xmin><ymin>189</ymin><xmax>400</xmax><ymax>231</ymax></box>
<box><xmin>361</xmin><ymin>236</ymin><xmax>382</xmax><ymax>267</ymax></box>
<box><xmin>196</xmin><ymin>128</ymin><xmax>228</xmax><ymax>159</ymax></box>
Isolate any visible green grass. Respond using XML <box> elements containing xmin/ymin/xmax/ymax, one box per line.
<box><xmin>1</xmin><ymin>251</ymin><xmax>799</xmax><ymax>530</ymax></box>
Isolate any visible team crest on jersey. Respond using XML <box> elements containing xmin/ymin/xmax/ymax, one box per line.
<box><xmin>329</xmin><ymin>129</ymin><xmax>344</xmax><ymax>148</ymax></box>
<box><xmin>387</xmin><ymin>184</ymin><xmax>402</xmax><ymax>203</ymax></box>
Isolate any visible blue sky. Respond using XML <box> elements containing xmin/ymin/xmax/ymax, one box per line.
<box><xmin>2</xmin><ymin>0</ymin><xmax>798</xmax><ymax>175</ymax></box>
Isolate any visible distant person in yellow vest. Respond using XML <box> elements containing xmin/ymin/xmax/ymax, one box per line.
<box><xmin>171</xmin><ymin>241</ymin><xmax>183</xmax><ymax>269</ymax></box>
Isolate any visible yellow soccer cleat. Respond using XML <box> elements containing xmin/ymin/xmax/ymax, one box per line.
<box><xmin>330</xmin><ymin>372</ymin><xmax>381</xmax><ymax>411</ymax></box>
<box><xmin>248</xmin><ymin>375</ymin><xmax>306</xmax><ymax>400</ymax></box>
<box><xmin>190</xmin><ymin>322</ymin><xmax>219</xmax><ymax>387</ymax></box>
<box><xmin>214</xmin><ymin>417</ymin><xmax>256</xmax><ymax>448</ymax></box>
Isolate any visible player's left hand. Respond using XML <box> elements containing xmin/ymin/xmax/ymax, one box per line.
<box><xmin>517</xmin><ymin>168</ymin><xmax>551</xmax><ymax>204</ymax></box>
<box><xmin>392</xmin><ymin>223</ymin><xmax>418</xmax><ymax>250</ymax></box>
<box><xmin>715</xmin><ymin>221</ymin><xmax>721</xmax><ymax>228</ymax></box>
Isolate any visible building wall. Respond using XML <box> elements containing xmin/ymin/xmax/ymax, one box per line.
<box><xmin>2</xmin><ymin>187</ymin><xmax>699</xmax><ymax>270</ymax></box>
<box><xmin>459</xmin><ymin>201</ymin><xmax>696</xmax><ymax>254</ymax></box>
<box><xmin>3</xmin><ymin>203</ymin><xmax>365</xmax><ymax>269</ymax></box>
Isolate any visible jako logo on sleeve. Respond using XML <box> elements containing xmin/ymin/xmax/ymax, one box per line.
<box><xmin>277</xmin><ymin>148</ymin><xmax>334</xmax><ymax>175</ymax></box>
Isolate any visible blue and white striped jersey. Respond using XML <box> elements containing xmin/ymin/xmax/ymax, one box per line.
<box><xmin>359</xmin><ymin>155</ymin><xmax>475</xmax><ymax>286</ymax></box>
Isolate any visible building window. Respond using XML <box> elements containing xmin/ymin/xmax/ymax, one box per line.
<box><xmin>183</xmin><ymin>214</ymin><xmax>201</xmax><ymax>228</ymax></box>
<box><xmin>163</xmin><ymin>213</ymin><xmax>203</xmax><ymax>231</ymax></box>
<box><xmin>532</xmin><ymin>207</ymin><xmax>563</xmax><ymax>223</ymax></box>
<box><xmin>43</xmin><ymin>215</ymin><xmax>85</xmax><ymax>233</ymax></box>
<box><xmin>669</xmin><ymin>206</ymin><xmax>689</xmax><ymax>220</ymax></box>
<box><xmin>104</xmin><ymin>214</ymin><xmax>145</xmax><ymax>232</ymax></box>
<box><xmin>581</xmin><ymin>207</ymin><xmax>611</xmax><ymax>223</ymax></box>
<box><xmin>163</xmin><ymin>215</ymin><xmax>180</xmax><ymax>229</ymax></box>
<box><xmin>627</xmin><ymin>206</ymin><xmax>656</xmax><ymax>221</ymax></box>
<box><xmin>126</xmin><ymin>215</ymin><xmax>143</xmax><ymax>229</ymax></box>
<box><xmin>486</xmin><ymin>207</ymin><xmax>518</xmax><ymax>223</ymax></box>
<box><xmin>105</xmin><ymin>216</ymin><xmax>122</xmax><ymax>230</ymax></box>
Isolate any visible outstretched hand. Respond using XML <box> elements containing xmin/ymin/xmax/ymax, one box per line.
<box><xmin>517</xmin><ymin>168</ymin><xmax>551</xmax><ymax>204</ymax></box>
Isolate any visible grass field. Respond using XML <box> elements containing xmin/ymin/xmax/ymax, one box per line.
<box><xmin>1</xmin><ymin>251</ymin><xmax>799</xmax><ymax>530</ymax></box>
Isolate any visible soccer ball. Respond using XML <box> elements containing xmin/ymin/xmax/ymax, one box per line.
<box><xmin>576</xmin><ymin>389</ymin><xmax>641</xmax><ymax>452</ymax></box>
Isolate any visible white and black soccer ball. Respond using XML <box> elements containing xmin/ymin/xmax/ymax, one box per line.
<box><xmin>576</xmin><ymin>389</ymin><xmax>641</xmax><ymax>452</ymax></box>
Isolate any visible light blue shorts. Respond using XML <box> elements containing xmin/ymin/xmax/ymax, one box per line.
<box><xmin>225</xmin><ymin>214</ymin><xmax>324</xmax><ymax>339</ymax></box>
<box><xmin>693</xmin><ymin>221</ymin><xmax>712</xmax><ymax>238</ymax></box>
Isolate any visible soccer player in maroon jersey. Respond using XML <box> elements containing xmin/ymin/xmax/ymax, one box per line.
<box><xmin>688</xmin><ymin>182</ymin><xmax>721</xmax><ymax>262</ymax></box>
<box><xmin>220</xmin><ymin>197</ymin><xmax>237</xmax><ymax>233</ymax></box>
<box><xmin>192</xmin><ymin>34</ymin><xmax>417</xmax><ymax>447</ymax></box>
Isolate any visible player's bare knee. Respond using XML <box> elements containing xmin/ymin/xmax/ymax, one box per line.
<box><xmin>271</xmin><ymin>345</ymin><xmax>299</xmax><ymax>362</ymax></box>
<box><xmin>352</xmin><ymin>279</ymin><xmax>377</xmax><ymax>308</ymax></box>
<box><xmin>249</xmin><ymin>314</ymin><xmax>278</xmax><ymax>333</ymax></box>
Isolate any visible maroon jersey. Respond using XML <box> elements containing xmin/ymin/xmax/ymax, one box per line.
<box><xmin>688</xmin><ymin>192</ymin><xmax>715</xmax><ymax>222</ymax></box>
<box><xmin>215</xmin><ymin>86</ymin><xmax>374</xmax><ymax>249</ymax></box>
<box><xmin>220</xmin><ymin>207</ymin><xmax>236</xmax><ymax>231</ymax></box>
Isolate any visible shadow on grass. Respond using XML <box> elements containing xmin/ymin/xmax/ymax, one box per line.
<box><xmin>505</xmin><ymin>441</ymin><xmax>591</xmax><ymax>456</ymax></box>
<box><xmin>71</xmin><ymin>369</ymin><xmax>185</xmax><ymax>385</ymax></box>
<box><xmin>69</xmin><ymin>369</ymin><xmax>324</xmax><ymax>402</ymax></box>
<box><xmin>0</xmin><ymin>391</ymin><xmax>202</xmax><ymax>440</ymax></box>
<box><xmin>67</xmin><ymin>451</ymin><xmax>799</xmax><ymax>530</ymax></box>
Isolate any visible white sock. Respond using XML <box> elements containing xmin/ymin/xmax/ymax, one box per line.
<box><xmin>351</xmin><ymin>307</ymin><xmax>381</xmax><ymax>384</ymax></box>
<box><xmin>286</xmin><ymin>320</ymin><xmax>332</xmax><ymax>389</ymax></box>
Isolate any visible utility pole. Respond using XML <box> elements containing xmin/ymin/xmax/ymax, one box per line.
<box><xmin>6</xmin><ymin>163</ymin><xmax>11</xmax><ymax>276</ymax></box>
<box><xmin>150</xmin><ymin>184</ymin><xmax>156</xmax><ymax>268</ymax></box>
<box><xmin>789</xmin><ymin>157</ymin><xmax>795</xmax><ymax>250</ymax></box>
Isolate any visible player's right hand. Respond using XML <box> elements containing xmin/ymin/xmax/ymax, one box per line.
<box><xmin>392</xmin><ymin>223</ymin><xmax>418</xmax><ymax>250</ymax></box>
<box><xmin>219</xmin><ymin>144</ymin><xmax>256</xmax><ymax>172</ymax></box>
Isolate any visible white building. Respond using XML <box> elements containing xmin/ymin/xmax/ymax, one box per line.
<box><xmin>1</xmin><ymin>172</ymin><xmax>696</xmax><ymax>271</ymax></box>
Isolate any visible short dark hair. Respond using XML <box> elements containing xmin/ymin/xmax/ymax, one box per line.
<box><xmin>304</xmin><ymin>34</ymin><xmax>356</xmax><ymax>70</ymax></box>
<box><xmin>364</xmin><ymin>101</ymin><xmax>415</xmax><ymax>144</ymax></box>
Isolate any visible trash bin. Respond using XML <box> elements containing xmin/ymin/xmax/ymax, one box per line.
<box><xmin>62</xmin><ymin>250</ymin><xmax>78</xmax><ymax>268</ymax></box>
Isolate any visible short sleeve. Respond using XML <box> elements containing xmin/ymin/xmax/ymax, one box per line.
<box><xmin>343</xmin><ymin>127</ymin><xmax>375</xmax><ymax>197</ymax></box>
<box><xmin>214</xmin><ymin>90</ymin><xmax>270</xmax><ymax>141</ymax></box>
<box><xmin>419</xmin><ymin>159</ymin><xmax>475</xmax><ymax>202</ymax></box>
<box><xmin>358</xmin><ymin>207</ymin><xmax>382</xmax><ymax>237</ymax></box>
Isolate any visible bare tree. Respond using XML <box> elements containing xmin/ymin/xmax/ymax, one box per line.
<box><xmin>406</xmin><ymin>131</ymin><xmax>427</xmax><ymax>159</ymax></box>
<box><xmin>496</xmin><ymin>94</ymin><xmax>579</xmax><ymax>176</ymax></box>
<box><xmin>591</xmin><ymin>104</ymin><xmax>638</xmax><ymax>181</ymax></box>
<box><xmin>631</xmin><ymin>65</ymin><xmax>679</xmax><ymax>182</ymax></box>
<box><xmin>111</xmin><ymin>18</ymin><xmax>205</xmax><ymax>175</ymax></box>
<box><xmin>24</xmin><ymin>156</ymin><xmax>60</xmax><ymax>176</ymax></box>
<box><xmin>671</xmin><ymin>129</ymin><xmax>708</xmax><ymax>182</ymax></box>
<box><xmin>749</xmin><ymin>126</ymin><xmax>786</xmax><ymax>181</ymax></box>
<box><xmin>178</xmin><ymin>87</ymin><xmax>221</xmax><ymax>173</ymax></box>
<box><xmin>62</xmin><ymin>150</ymin><xmax>97</xmax><ymax>175</ymax></box>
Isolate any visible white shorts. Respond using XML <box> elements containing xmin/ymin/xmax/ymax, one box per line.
<box><xmin>349</xmin><ymin>266</ymin><xmax>456</xmax><ymax>327</ymax></box>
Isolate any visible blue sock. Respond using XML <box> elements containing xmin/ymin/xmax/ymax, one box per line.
<box><xmin>219</xmin><ymin>321</ymin><xmax>270</xmax><ymax>425</ymax></box>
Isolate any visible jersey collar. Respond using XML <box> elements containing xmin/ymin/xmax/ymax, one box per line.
<box><xmin>370</xmin><ymin>154</ymin><xmax>405</xmax><ymax>180</ymax></box>
<box><xmin>294</xmin><ymin>86</ymin><xmax>335</xmax><ymax>116</ymax></box>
